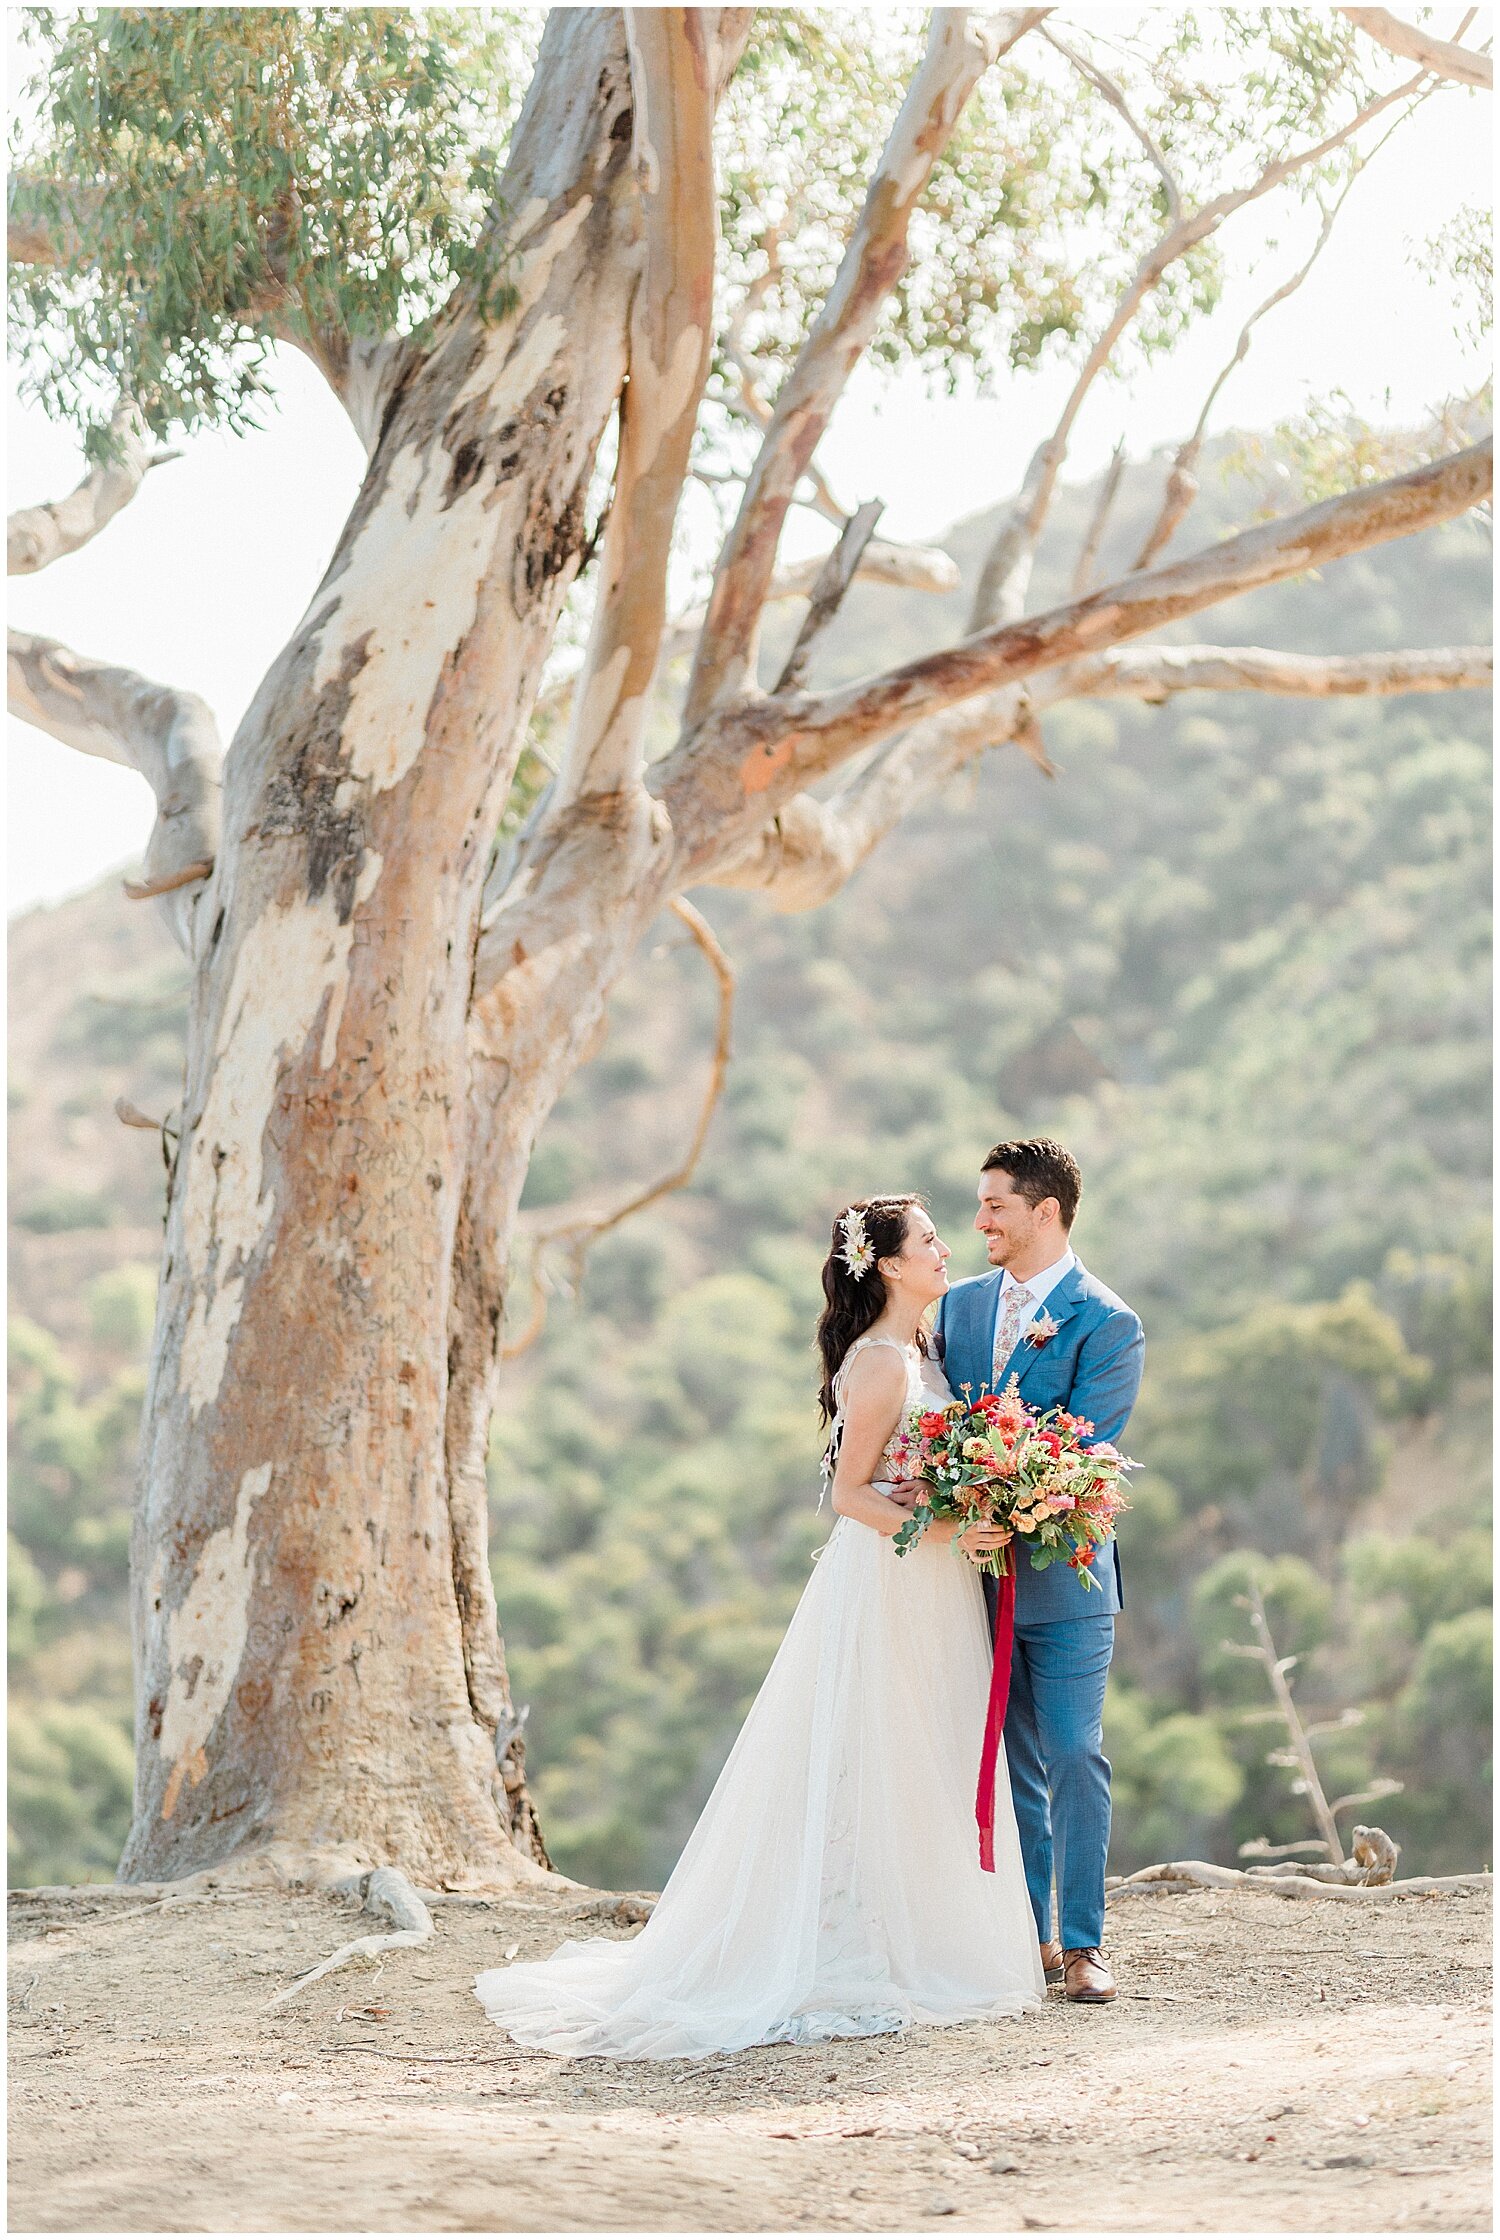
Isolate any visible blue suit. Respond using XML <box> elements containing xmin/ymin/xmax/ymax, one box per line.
<box><xmin>935</xmin><ymin>1258</ymin><xmax>1144</xmax><ymax>1950</ymax></box>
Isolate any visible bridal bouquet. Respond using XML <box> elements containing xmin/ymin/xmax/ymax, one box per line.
<box><xmin>888</xmin><ymin>1380</ymin><xmax>1135</xmax><ymax>1586</ymax></box>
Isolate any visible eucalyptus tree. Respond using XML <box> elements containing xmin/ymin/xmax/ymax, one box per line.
<box><xmin>9</xmin><ymin>5</ymin><xmax>1491</xmax><ymax>1897</ymax></box>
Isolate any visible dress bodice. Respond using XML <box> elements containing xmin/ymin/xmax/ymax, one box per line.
<box><xmin>826</xmin><ymin>1331</ymin><xmax>954</xmax><ymax>1494</ymax></box>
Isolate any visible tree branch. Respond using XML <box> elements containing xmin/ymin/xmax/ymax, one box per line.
<box><xmin>7</xmin><ymin>404</ymin><xmax>165</xmax><ymax>575</ymax></box>
<box><xmin>773</xmin><ymin>538</ymin><xmax>960</xmax><ymax>601</ymax></box>
<box><xmin>1131</xmin><ymin>204</ymin><xmax>1344</xmax><ymax>572</ymax></box>
<box><xmin>969</xmin><ymin>58</ymin><xmax>1432</xmax><ymax>631</ymax></box>
<box><xmin>709</xmin><ymin>626</ymin><xmax>1490</xmax><ymax>913</ymax></box>
<box><xmin>1338</xmin><ymin>6</ymin><xmax>1492</xmax><ymax>88</ymax></box>
<box><xmin>500</xmin><ymin>896</ymin><xmax>734</xmax><ymax>1357</ymax></box>
<box><xmin>720</xmin><ymin>341</ymin><xmax>853</xmax><ymax>527</ymax></box>
<box><xmin>773</xmin><ymin>499</ymin><xmax>883</xmax><ymax>693</ymax></box>
<box><xmin>1039</xmin><ymin>25</ymin><xmax>1181</xmax><ymax>224</ymax></box>
<box><xmin>1046</xmin><ymin>641</ymin><xmax>1493</xmax><ymax>703</ymax></box>
<box><xmin>674</xmin><ymin>536</ymin><xmax>960</xmax><ymax>668</ymax></box>
<box><xmin>682</xmin><ymin>7</ymin><xmax>1048</xmax><ymax>726</ymax></box>
<box><xmin>708</xmin><ymin>682</ymin><xmax>1028</xmax><ymax>910</ymax></box>
<box><xmin>264</xmin><ymin>1869</ymin><xmax>435</xmax><ymax>2010</ymax></box>
<box><xmin>659</xmin><ymin>436</ymin><xmax>1492</xmax><ymax>880</ymax></box>
<box><xmin>1071</xmin><ymin>438</ymin><xmax>1127</xmax><ymax>595</ymax></box>
<box><xmin>532</xmin><ymin>538</ymin><xmax>959</xmax><ymax>739</ymax></box>
<box><xmin>301</xmin><ymin>331</ymin><xmax>410</xmax><ymax>458</ymax></box>
<box><xmin>553</xmin><ymin>9</ymin><xmax>719</xmax><ymax>805</ymax></box>
<box><xmin>8</xmin><ymin>628</ymin><xmax>222</xmax><ymax>939</ymax></box>
<box><xmin>1131</xmin><ymin>100</ymin><xmax>1420</xmax><ymax>573</ymax></box>
<box><xmin>1225</xmin><ymin>1581</ymin><xmax>1345</xmax><ymax>1864</ymax></box>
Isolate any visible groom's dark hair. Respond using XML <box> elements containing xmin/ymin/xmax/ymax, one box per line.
<box><xmin>982</xmin><ymin>1137</ymin><xmax>1081</xmax><ymax>1229</ymax></box>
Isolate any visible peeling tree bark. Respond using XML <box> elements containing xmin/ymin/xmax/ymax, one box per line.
<box><xmin>557</xmin><ymin>6</ymin><xmax>719</xmax><ymax>803</ymax></box>
<box><xmin>120</xmin><ymin>9</ymin><xmax>642</xmax><ymax>1886</ymax></box>
<box><xmin>435</xmin><ymin>5</ymin><xmax>727</xmax><ymax>1868</ymax></box>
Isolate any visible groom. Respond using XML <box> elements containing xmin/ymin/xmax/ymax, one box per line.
<box><xmin>927</xmin><ymin>1138</ymin><xmax>1144</xmax><ymax>2005</ymax></box>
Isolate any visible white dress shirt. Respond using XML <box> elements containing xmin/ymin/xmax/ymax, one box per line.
<box><xmin>998</xmin><ymin>1245</ymin><xmax>1076</xmax><ymax>1321</ymax></box>
<box><xmin>990</xmin><ymin>1245</ymin><xmax>1077</xmax><ymax>1385</ymax></box>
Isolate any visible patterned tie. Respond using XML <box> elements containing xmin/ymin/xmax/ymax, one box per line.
<box><xmin>991</xmin><ymin>1281</ymin><xmax>1035</xmax><ymax>1389</ymax></box>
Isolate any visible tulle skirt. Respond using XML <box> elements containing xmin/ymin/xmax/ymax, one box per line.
<box><xmin>474</xmin><ymin>1514</ymin><xmax>1045</xmax><ymax>2059</ymax></box>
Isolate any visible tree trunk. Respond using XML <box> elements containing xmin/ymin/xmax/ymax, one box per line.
<box><xmin>442</xmin><ymin>779</ymin><xmax>679</xmax><ymax>1839</ymax></box>
<box><xmin>120</xmin><ymin>10</ymin><xmax>640</xmax><ymax>1887</ymax></box>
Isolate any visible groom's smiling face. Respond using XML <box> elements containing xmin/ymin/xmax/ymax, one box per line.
<box><xmin>975</xmin><ymin>1167</ymin><xmax>1052</xmax><ymax>1268</ymax></box>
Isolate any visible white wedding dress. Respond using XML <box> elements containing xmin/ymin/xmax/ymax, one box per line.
<box><xmin>474</xmin><ymin>1335</ymin><xmax>1044</xmax><ymax>2059</ymax></box>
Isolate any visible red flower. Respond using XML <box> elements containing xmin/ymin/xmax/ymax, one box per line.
<box><xmin>918</xmin><ymin>1412</ymin><xmax>949</xmax><ymax>1437</ymax></box>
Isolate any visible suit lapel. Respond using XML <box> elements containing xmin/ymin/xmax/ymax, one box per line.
<box><xmin>1041</xmin><ymin>1259</ymin><xmax>1087</xmax><ymax>1335</ymax></box>
<box><xmin>1012</xmin><ymin>1261</ymin><xmax>1086</xmax><ymax>1393</ymax></box>
<box><xmin>980</xmin><ymin>1269</ymin><xmax>1005</xmax><ymax>1391</ymax></box>
<box><xmin>952</xmin><ymin>1272</ymin><xmax>1002</xmax><ymax>1401</ymax></box>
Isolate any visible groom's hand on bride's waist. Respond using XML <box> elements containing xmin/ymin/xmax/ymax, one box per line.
<box><xmin>885</xmin><ymin>1479</ymin><xmax>926</xmax><ymax>1510</ymax></box>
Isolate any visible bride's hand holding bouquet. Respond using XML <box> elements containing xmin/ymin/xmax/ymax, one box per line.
<box><xmin>888</xmin><ymin>1380</ymin><xmax>1135</xmax><ymax>1585</ymax></box>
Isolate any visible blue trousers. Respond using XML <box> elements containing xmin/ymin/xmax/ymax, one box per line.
<box><xmin>985</xmin><ymin>1589</ymin><xmax>1114</xmax><ymax>1950</ymax></box>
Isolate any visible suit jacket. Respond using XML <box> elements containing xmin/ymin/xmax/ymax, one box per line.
<box><xmin>934</xmin><ymin>1258</ymin><xmax>1144</xmax><ymax>1622</ymax></box>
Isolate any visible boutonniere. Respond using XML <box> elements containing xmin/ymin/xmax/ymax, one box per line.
<box><xmin>1023</xmin><ymin>1312</ymin><xmax>1061</xmax><ymax>1350</ymax></box>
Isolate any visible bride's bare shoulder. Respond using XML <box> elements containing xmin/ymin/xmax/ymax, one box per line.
<box><xmin>837</xmin><ymin>1340</ymin><xmax>912</xmax><ymax>1408</ymax></box>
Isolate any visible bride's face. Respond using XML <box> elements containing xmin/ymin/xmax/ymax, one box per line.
<box><xmin>885</xmin><ymin>1210</ymin><xmax>951</xmax><ymax>1304</ymax></box>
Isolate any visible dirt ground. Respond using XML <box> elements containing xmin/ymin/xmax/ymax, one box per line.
<box><xmin>8</xmin><ymin>1880</ymin><xmax>1491</xmax><ymax>2235</ymax></box>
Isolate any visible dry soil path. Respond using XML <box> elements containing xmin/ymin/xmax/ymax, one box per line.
<box><xmin>8</xmin><ymin>1882</ymin><xmax>1490</xmax><ymax>2233</ymax></box>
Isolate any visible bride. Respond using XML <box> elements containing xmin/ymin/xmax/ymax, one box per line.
<box><xmin>474</xmin><ymin>1193</ymin><xmax>1045</xmax><ymax>2058</ymax></box>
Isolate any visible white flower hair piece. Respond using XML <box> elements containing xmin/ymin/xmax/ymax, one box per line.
<box><xmin>838</xmin><ymin>1207</ymin><xmax>877</xmax><ymax>1280</ymax></box>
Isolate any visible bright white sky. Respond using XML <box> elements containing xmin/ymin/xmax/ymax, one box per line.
<box><xmin>6</xmin><ymin>35</ymin><xmax>1492</xmax><ymax>916</ymax></box>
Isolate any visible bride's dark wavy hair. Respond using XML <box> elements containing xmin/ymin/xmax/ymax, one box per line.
<box><xmin>816</xmin><ymin>1194</ymin><xmax>928</xmax><ymax>1422</ymax></box>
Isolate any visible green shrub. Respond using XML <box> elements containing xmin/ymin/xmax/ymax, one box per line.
<box><xmin>87</xmin><ymin>1263</ymin><xmax>158</xmax><ymax>1353</ymax></box>
<box><xmin>1106</xmin><ymin>1683</ymin><xmax>1244</xmax><ymax>1869</ymax></box>
<box><xmin>8</xmin><ymin>1703</ymin><xmax>135</xmax><ymax>1886</ymax></box>
<box><xmin>13</xmin><ymin>1187</ymin><xmax>114</xmax><ymax>1234</ymax></box>
<box><xmin>1375</xmin><ymin>1610</ymin><xmax>1493</xmax><ymax>1872</ymax></box>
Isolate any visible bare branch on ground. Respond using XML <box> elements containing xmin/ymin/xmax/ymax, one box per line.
<box><xmin>264</xmin><ymin>1870</ymin><xmax>435</xmax><ymax>2011</ymax></box>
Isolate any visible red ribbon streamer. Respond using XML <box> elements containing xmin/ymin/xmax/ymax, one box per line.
<box><xmin>976</xmin><ymin>1561</ymin><xmax>1016</xmax><ymax>1872</ymax></box>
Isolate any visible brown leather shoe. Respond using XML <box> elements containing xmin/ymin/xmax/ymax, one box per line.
<box><xmin>1039</xmin><ymin>1938</ymin><xmax>1065</xmax><ymax>1985</ymax></box>
<box><xmin>1062</xmin><ymin>1947</ymin><xmax>1116</xmax><ymax>2003</ymax></box>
